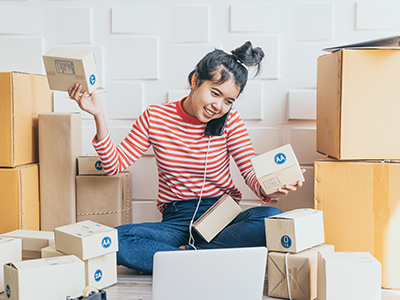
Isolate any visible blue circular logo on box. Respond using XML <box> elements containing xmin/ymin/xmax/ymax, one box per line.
<box><xmin>95</xmin><ymin>160</ymin><xmax>102</xmax><ymax>171</ymax></box>
<box><xmin>102</xmin><ymin>236</ymin><xmax>111</xmax><ymax>248</ymax></box>
<box><xmin>274</xmin><ymin>153</ymin><xmax>286</xmax><ymax>165</ymax></box>
<box><xmin>94</xmin><ymin>269</ymin><xmax>103</xmax><ymax>282</ymax></box>
<box><xmin>281</xmin><ymin>235</ymin><xmax>292</xmax><ymax>248</ymax></box>
<box><xmin>89</xmin><ymin>74</ymin><xmax>96</xmax><ymax>85</ymax></box>
<box><xmin>6</xmin><ymin>284</ymin><xmax>11</xmax><ymax>298</ymax></box>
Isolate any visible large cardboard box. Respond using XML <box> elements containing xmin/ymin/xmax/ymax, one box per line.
<box><xmin>268</xmin><ymin>244</ymin><xmax>334</xmax><ymax>300</ymax></box>
<box><xmin>317</xmin><ymin>252</ymin><xmax>381</xmax><ymax>300</ymax></box>
<box><xmin>0</xmin><ymin>164</ymin><xmax>40</xmax><ymax>234</ymax></box>
<box><xmin>265</xmin><ymin>209</ymin><xmax>324</xmax><ymax>253</ymax></box>
<box><xmin>41</xmin><ymin>245</ymin><xmax>117</xmax><ymax>289</ymax></box>
<box><xmin>39</xmin><ymin>113</ymin><xmax>82</xmax><ymax>231</ymax></box>
<box><xmin>3</xmin><ymin>255</ymin><xmax>85</xmax><ymax>300</ymax></box>
<box><xmin>0</xmin><ymin>72</ymin><xmax>51</xmax><ymax>167</ymax></box>
<box><xmin>0</xmin><ymin>230</ymin><xmax>54</xmax><ymax>260</ymax></box>
<box><xmin>251</xmin><ymin>144</ymin><xmax>304</xmax><ymax>196</ymax></box>
<box><xmin>42</xmin><ymin>48</ymin><xmax>102</xmax><ymax>94</ymax></box>
<box><xmin>0</xmin><ymin>238</ymin><xmax>22</xmax><ymax>293</ymax></box>
<box><xmin>76</xmin><ymin>172</ymin><xmax>132</xmax><ymax>227</ymax></box>
<box><xmin>54</xmin><ymin>220</ymin><xmax>118</xmax><ymax>261</ymax></box>
<box><xmin>314</xmin><ymin>159</ymin><xmax>400</xmax><ymax>288</ymax></box>
<box><xmin>317</xmin><ymin>49</ymin><xmax>400</xmax><ymax>160</ymax></box>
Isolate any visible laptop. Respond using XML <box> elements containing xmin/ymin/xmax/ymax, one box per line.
<box><xmin>142</xmin><ymin>247</ymin><xmax>268</xmax><ymax>300</ymax></box>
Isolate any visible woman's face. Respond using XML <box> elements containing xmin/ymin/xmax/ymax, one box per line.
<box><xmin>185</xmin><ymin>75</ymin><xmax>240</xmax><ymax>123</ymax></box>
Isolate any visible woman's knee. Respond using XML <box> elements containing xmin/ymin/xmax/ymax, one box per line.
<box><xmin>243</xmin><ymin>205</ymin><xmax>282</xmax><ymax>220</ymax></box>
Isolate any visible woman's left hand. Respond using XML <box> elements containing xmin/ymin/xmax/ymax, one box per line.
<box><xmin>262</xmin><ymin>168</ymin><xmax>306</xmax><ymax>198</ymax></box>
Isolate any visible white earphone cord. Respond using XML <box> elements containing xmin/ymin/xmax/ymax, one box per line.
<box><xmin>188</xmin><ymin>136</ymin><xmax>211</xmax><ymax>250</ymax></box>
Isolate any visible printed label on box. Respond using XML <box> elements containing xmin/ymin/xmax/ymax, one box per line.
<box><xmin>55</xmin><ymin>60</ymin><xmax>75</xmax><ymax>75</ymax></box>
<box><xmin>94</xmin><ymin>269</ymin><xmax>102</xmax><ymax>282</ymax></box>
<box><xmin>45</xmin><ymin>256</ymin><xmax>75</xmax><ymax>266</ymax></box>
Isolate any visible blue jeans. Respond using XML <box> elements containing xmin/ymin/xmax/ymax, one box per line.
<box><xmin>116</xmin><ymin>197</ymin><xmax>282</xmax><ymax>274</ymax></box>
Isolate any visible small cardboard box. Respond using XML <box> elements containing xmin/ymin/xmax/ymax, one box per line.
<box><xmin>0</xmin><ymin>238</ymin><xmax>22</xmax><ymax>293</ymax></box>
<box><xmin>314</xmin><ymin>158</ymin><xmax>400</xmax><ymax>288</ymax></box>
<box><xmin>251</xmin><ymin>144</ymin><xmax>304</xmax><ymax>195</ymax></box>
<box><xmin>0</xmin><ymin>164</ymin><xmax>40</xmax><ymax>234</ymax></box>
<box><xmin>0</xmin><ymin>72</ymin><xmax>51</xmax><ymax>168</ymax></box>
<box><xmin>41</xmin><ymin>245</ymin><xmax>117</xmax><ymax>289</ymax></box>
<box><xmin>42</xmin><ymin>48</ymin><xmax>102</xmax><ymax>94</ymax></box>
<box><xmin>265</xmin><ymin>209</ymin><xmax>324</xmax><ymax>253</ymax></box>
<box><xmin>317</xmin><ymin>252</ymin><xmax>381</xmax><ymax>300</ymax></box>
<box><xmin>317</xmin><ymin>49</ymin><xmax>400</xmax><ymax>160</ymax></box>
<box><xmin>39</xmin><ymin>113</ymin><xmax>82</xmax><ymax>231</ymax></box>
<box><xmin>76</xmin><ymin>172</ymin><xmax>132</xmax><ymax>227</ymax></box>
<box><xmin>0</xmin><ymin>230</ymin><xmax>54</xmax><ymax>260</ymax></box>
<box><xmin>78</xmin><ymin>155</ymin><xmax>103</xmax><ymax>175</ymax></box>
<box><xmin>54</xmin><ymin>220</ymin><xmax>118</xmax><ymax>261</ymax></box>
<box><xmin>3</xmin><ymin>255</ymin><xmax>85</xmax><ymax>300</ymax></box>
<box><xmin>268</xmin><ymin>244</ymin><xmax>334</xmax><ymax>300</ymax></box>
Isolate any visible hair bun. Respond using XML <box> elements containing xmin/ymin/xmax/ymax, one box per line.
<box><xmin>231</xmin><ymin>41</ymin><xmax>265</xmax><ymax>76</ymax></box>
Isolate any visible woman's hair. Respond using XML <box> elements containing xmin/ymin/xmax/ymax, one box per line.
<box><xmin>188</xmin><ymin>41</ymin><xmax>265</xmax><ymax>95</ymax></box>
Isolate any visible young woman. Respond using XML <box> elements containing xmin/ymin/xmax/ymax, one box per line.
<box><xmin>69</xmin><ymin>41</ymin><xmax>304</xmax><ymax>274</ymax></box>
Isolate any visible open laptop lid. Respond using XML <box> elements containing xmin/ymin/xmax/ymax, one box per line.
<box><xmin>150</xmin><ymin>247</ymin><xmax>268</xmax><ymax>300</ymax></box>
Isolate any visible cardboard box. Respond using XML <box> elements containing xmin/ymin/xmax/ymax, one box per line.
<box><xmin>0</xmin><ymin>72</ymin><xmax>51</xmax><ymax>167</ymax></box>
<box><xmin>39</xmin><ymin>113</ymin><xmax>82</xmax><ymax>231</ymax></box>
<box><xmin>76</xmin><ymin>172</ymin><xmax>132</xmax><ymax>227</ymax></box>
<box><xmin>78</xmin><ymin>155</ymin><xmax>103</xmax><ymax>175</ymax></box>
<box><xmin>314</xmin><ymin>159</ymin><xmax>400</xmax><ymax>288</ymax></box>
<box><xmin>265</xmin><ymin>209</ymin><xmax>324</xmax><ymax>253</ymax></box>
<box><xmin>317</xmin><ymin>49</ymin><xmax>400</xmax><ymax>160</ymax></box>
<box><xmin>3</xmin><ymin>255</ymin><xmax>85</xmax><ymax>300</ymax></box>
<box><xmin>0</xmin><ymin>164</ymin><xmax>40</xmax><ymax>234</ymax></box>
<box><xmin>0</xmin><ymin>230</ymin><xmax>55</xmax><ymax>260</ymax></box>
<box><xmin>41</xmin><ymin>244</ymin><xmax>117</xmax><ymax>289</ymax></box>
<box><xmin>317</xmin><ymin>252</ymin><xmax>381</xmax><ymax>300</ymax></box>
<box><xmin>42</xmin><ymin>48</ymin><xmax>102</xmax><ymax>94</ymax></box>
<box><xmin>268</xmin><ymin>244</ymin><xmax>334</xmax><ymax>300</ymax></box>
<box><xmin>54</xmin><ymin>220</ymin><xmax>118</xmax><ymax>261</ymax></box>
<box><xmin>251</xmin><ymin>144</ymin><xmax>304</xmax><ymax>195</ymax></box>
<box><xmin>0</xmin><ymin>238</ymin><xmax>22</xmax><ymax>293</ymax></box>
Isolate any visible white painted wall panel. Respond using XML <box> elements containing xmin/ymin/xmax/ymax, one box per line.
<box><xmin>127</xmin><ymin>156</ymin><xmax>158</xmax><ymax>200</ymax></box>
<box><xmin>0</xmin><ymin>8</ymin><xmax>45</xmax><ymax>34</ymax></box>
<box><xmin>106</xmin><ymin>83</ymin><xmax>144</xmax><ymax>119</ymax></box>
<box><xmin>292</xmin><ymin>3</ymin><xmax>334</xmax><ymax>41</ymax></box>
<box><xmin>111</xmin><ymin>6</ymin><xmax>160</xmax><ymax>34</ymax></box>
<box><xmin>356</xmin><ymin>2</ymin><xmax>400</xmax><ymax>30</ymax></box>
<box><xmin>0</xmin><ymin>37</ymin><xmax>43</xmax><ymax>74</ymax></box>
<box><xmin>53</xmin><ymin>91</ymin><xmax>92</xmax><ymax>119</ymax></box>
<box><xmin>287</xmin><ymin>89</ymin><xmax>316</xmax><ymax>120</ymax></box>
<box><xmin>247</xmin><ymin>127</ymin><xmax>281</xmax><ymax>155</ymax></box>
<box><xmin>132</xmin><ymin>200</ymin><xmax>162</xmax><ymax>223</ymax></box>
<box><xmin>235</xmin><ymin>82</ymin><xmax>263</xmax><ymax>120</ymax></box>
<box><xmin>167</xmin><ymin>89</ymin><xmax>190</xmax><ymax>102</ymax></box>
<box><xmin>106</xmin><ymin>37</ymin><xmax>159</xmax><ymax>80</ymax></box>
<box><xmin>55</xmin><ymin>8</ymin><xmax>92</xmax><ymax>44</ymax></box>
<box><xmin>171</xmin><ymin>6</ymin><xmax>209</xmax><ymax>43</ymax></box>
<box><xmin>82</xmin><ymin>126</ymin><xmax>97</xmax><ymax>155</ymax></box>
<box><xmin>230</xmin><ymin>4</ymin><xmax>280</xmax><ymax>32</ymax></box>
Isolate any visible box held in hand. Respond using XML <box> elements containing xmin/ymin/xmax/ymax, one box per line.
<box><xmin>265</xmin><ymin>209</ymin><xmax>324</xmax><ymax>253</ymax></box>
<box><xmin>251</xmin><ymin>144</ymin><xmax>304</xmax><ymax>196</ymax></box>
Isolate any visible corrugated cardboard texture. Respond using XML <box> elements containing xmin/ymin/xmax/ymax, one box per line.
<box><xmin>314</xmin><ymin>159</ymin><xmax>400</xmax><ymax>288</ymax></box>
<box><xmin>39</xmin><ymin>113</ymin><xmax>82</xmax><ymax>231</ymax></box>
<box><xmin>0</xmin><ymin>164</ymin><xmax>40</xmax><ymax>234</ymax></box>
<box><xmin>0</xmin><ymin>72</ymin><xmax>51</xmax><ymax>167</ymax></box>
<box><xmin>317</xmin><ymin>49</ymin><xmax>400</xmax><ymax>160</ymax></box>
<box><xmin>76</xmin><ymin>172</ymin><xmax>132</xmax><ymax>227</ymax></box>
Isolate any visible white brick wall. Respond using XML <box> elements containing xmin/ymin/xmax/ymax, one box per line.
<box><xmin>1</xmin><ymin>0</ymin><xmax>399</xmax><ymax>222</ymax></box>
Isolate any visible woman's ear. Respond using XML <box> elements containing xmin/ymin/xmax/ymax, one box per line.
<box><xmin>191</xmin><ymin>73</ymin><xmax>200</xmax><ymax>90</ymax></box>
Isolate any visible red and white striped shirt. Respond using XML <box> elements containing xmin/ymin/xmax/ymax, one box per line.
<box><xmin>93</xmin><ymin>98</ymin><xmax>266</xmax><ymax>212</ymax></box>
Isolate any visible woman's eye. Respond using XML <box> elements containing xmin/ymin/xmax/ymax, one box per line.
<box><xmin>225</xmin><ymin>99</ymin><xmax>233</xmax><ymax>105</ymax></box>
<box><xmin>211</xmin><ymin>91</ymin><xmax>219</xmax><ymax>96</ymax></box>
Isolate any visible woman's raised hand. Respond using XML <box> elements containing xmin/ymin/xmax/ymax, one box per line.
<box><xmin>68</xmin><ymin>83</ymin><xmax>104</xmax><ymax>118</ymax></box>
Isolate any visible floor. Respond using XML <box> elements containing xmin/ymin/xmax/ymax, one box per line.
<box><xmin>1</xmin><ymin>266</ymin><xmax>400</xmax><ymax>299</ymax></box>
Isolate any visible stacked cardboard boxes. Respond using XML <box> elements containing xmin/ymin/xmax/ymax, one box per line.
<box><xmin>0</xmin><ymin>72</ymin><xmax>51</xmax><ymax>234</ymax></box>
<box><xmin>315</xmin><ymin>47</ymin><xmax>400</xmax><ymax>288</ymax></box>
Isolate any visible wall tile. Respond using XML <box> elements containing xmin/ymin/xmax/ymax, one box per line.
<box><xmin>82</xmin><ymin>126</ymin><xmax>97</xmax><ymax>155</ymax></box>
<box><xmin>0</xmin><ymin>37</ymin><xmax>43</xmax><ymax>74</ymax></box>
<box><xmin>171</xmin><ymin>6</ymin><xmax>209</xmax><ymax>43</ymax></box>
<box><xmin>106</xmin><ymin>37</ymin><xmax>159</xmax><ymax>80</ymax></box>
<box><xmin>247</xmin><ymin>127</ymin><xmax>281</xmax><ymax>154</ymax></box>
<box><xmin>126</xmin><ymin>156</ymin><xmax>158</xmax><ymax>199</ymax></box>
<box><xmin>235</xmin><ymin>82</ymin><xmax>263</xmax><ymax>120</ymax></box>
<box><xmin>0</xmin><ymin>8</ymin><xmax>45</xmax><ymax>34</ymax></box>
<box><xmin>111</xmin><ymin>6</ymin><xmax>159</xmax><ymax>34</ymax></box>
<box><xmin>55</xmin><ymin>8</ymin><xmax>92</xmax><ymax>44</ymax></box>
<box><xmin>230</xmin><ymin>4</ymin><xmax>280</xmax><ymax>32</ymax></box>
<box><xmin>287</xmin><ymin>89</ymin><xmax>316</xmax><ymax>120</ymax></box>
<box><xmin>132</xmin><ymin>200</ymin><xmax>162</xmax><ymax>223</ymax></box>
<box><xmin>53</xmin><ymin>91</ymin><xmax>93</xmax><ymax>120</ymax></box>
<box><xmin>167</xmin><ymin>89</ymin><xmax>190</xmax><ymax>102</ymax></box>
<box><xmin>106</xmin><ymin>82</ymin><xmax>144</xmax><ymax>119</ymax></box>
<box><xmin>356</xmin><ymin>2</ymin><xmax>400</xmax><ymax>30</ymax></box>
<box><xmin>292</xmin><ymin>3</ymin><xmax>334</xmax><ymax>41</ymax></box>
